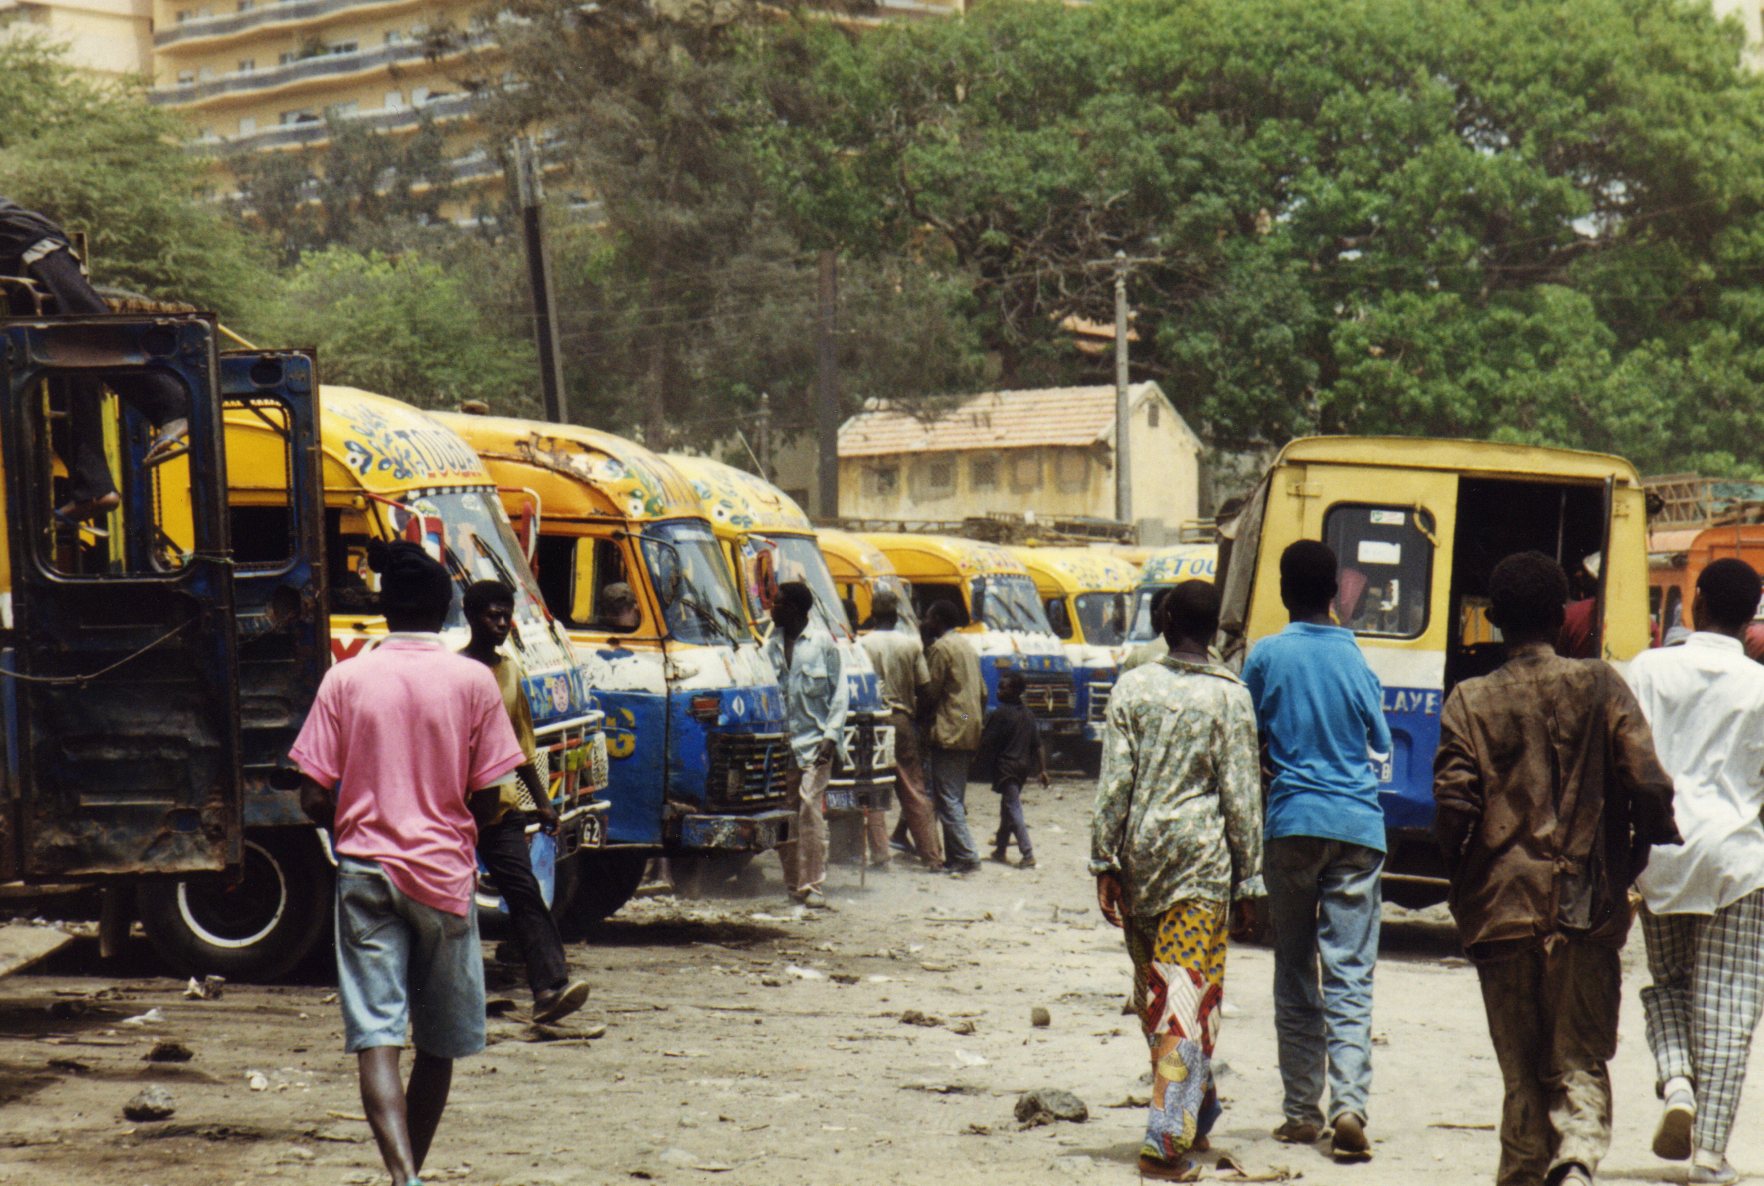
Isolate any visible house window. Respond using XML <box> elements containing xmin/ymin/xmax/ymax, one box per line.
<box><xmin>385</xmin><ymin>29</ymin><xmax>403</xmax><ymax>43</ymax></box>
<box><xmin>1010</xmin><ymin>452</ymin><xmax>1040</xmax><ymax>492</ymax></box>
<box><xmin>277</xmin><ymin>50</ymin><xmax>296</xmax><ymax>64</ymax></box>
<box><xmin>236</xmin><ymin>0</ymin><xmax>253</xmax><ymax>10</ymax></box>
<box><xmin>331</xmin><ymin>99</ymin><xmax>359</xmax><ymax>117</ymax></box>
<box><xmin>1054</xmin><ymin>450</ymin><xmax>1089</xmax><ymax>493</ymax></box>
<box><xmin>196</xmin><ymin>65</ymin><xmax>214</xmax><ymax>80</ymax></box>
<box><xmin>238</xmin><ymin>115</ymin><xmax>257</xmax><ymax>134</ymax></box>
<box><xmin>237</xmin><ymin>57</ymin><xmax>254</xmax><ymax>72</ymax></box>
<box><xmin>384</xmin><ymin>90</ymin><xmax>404</xmax><ymax>110</ymax></box>
<box><xmin>176</xmin><ymin>70</ymin><xmax>195</xmax><ymax>84</ymax></box>
<box><xmin>411</xmin><ymin>85</ymin><xmax>431</xmax><ymax>106</ymax></box>
<box><xmin>916</xmin><ymin>456</ymin><xmax>954</xmax><ymax>497</ymax></box>
<box><xmin>175</xmin><ymin>8</ymin><xmax>192</xmax><ymax>20</ymax></box>
<box><xmin>865</xmin><ymin>465</ymin><xmax>898</xmax><ymax>498</ymax></box>
<box><xmin>1148</xmin><ymin>402</ymin><xmax>1160</xmax><ymax>427</ymax></box>
<box><xmin>970</xmin><ymin>456</ymin><xmax>997</xmax><ymax>490</ymax></box>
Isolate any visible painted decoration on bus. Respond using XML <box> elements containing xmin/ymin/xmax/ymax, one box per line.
<box><xmin>1140</xmin><ymin>547</ymin><xmax>1218</xmax><ymax>584</ymax></box>
<box><xmin>525</xmin><ymin>435</ymin><xmax>695</xmax><ymax>520</ymax></box>
<box><xmin>328</xmin><ymin>392</ymin><xmax>491</xmax><ymax>487</ymax></box>
<box><xmin>682</xmin><ymin>466</ymin><xmax>811</xmax><ymax>533</ymax></box>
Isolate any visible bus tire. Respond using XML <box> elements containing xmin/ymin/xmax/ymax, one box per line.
<box><xmin>138</xmin><ymin>830</ymin><xmax>333</xmax><ymax>983</ymax></box>
<box><xmin>570</xmin><ymin>850</ymin><xmax>649</xmax><ymax>924</ymax></box>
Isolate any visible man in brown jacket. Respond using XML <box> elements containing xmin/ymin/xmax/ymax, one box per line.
<box><xmin>1434</xmin><ymin>551</ymin><xmax>1680</xmax><ymax>1186</ymax></box>
<box><xmin>919</xmin><ymin>601</ymin><xmax>986</xmax><ymax>875</ymax></box>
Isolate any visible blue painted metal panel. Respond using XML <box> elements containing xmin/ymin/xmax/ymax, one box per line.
<box><xmin>595</xmin><ymin>689</ymin><xmax>669</xmax><ymax>846</ymax></box>
<box><xmin>1375</xmin><ymin>685</ymin><xmax>1443</xmax><ymax>835</ymax></box>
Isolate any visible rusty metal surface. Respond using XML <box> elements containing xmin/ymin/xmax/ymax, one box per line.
<box><xmin>675</xmin><ymin>808</ymin><xmax>793</xmax><ymax>853</ymax></box>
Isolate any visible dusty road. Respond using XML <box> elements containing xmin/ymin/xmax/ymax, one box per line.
<box><xmin>2</xmin><ymin>776</ymin><xmax>1761</xmax><ymax>1186</ymax></box>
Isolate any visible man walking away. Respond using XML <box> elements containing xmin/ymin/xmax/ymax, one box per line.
<box><xmin>1623</xmin><ymin>558</ymin><xmax>1764</xmax><ymax>1185</ymax></box>
<box><xmin>766</xmin><ymin>581</ymin><xmax>848</xmax><ymax>909</ymax></box>
<box><xmin>1241</xmin><ymin>540</ymin><xmax>1390</xmax><ymax>1161</ymax></box>
<box><xmin>976</xmin><ymin>671</ymin><xmax>1046</xmax><ymax>868</ymax></box>
<box><xmin>1092</xmin><ymin>580</ymin><xmax>1264</xmax><ymax>1181</ymax></box>
<box><xmin>290</xmin><ymin>541</ymin><xmax>527</xmax><ymax>1186</ymax></box>
<box><xmin>1435</xmin><ymin>551</ymin><xmax>1680</xmax><ymax>1186</ymax></box>
<box><xmin>860</xmin><ymin>589</ymin><xmax>943</xmax><ymax>871</ymax></box>
<box><xmin>460</xmin><ymin>580</ymin><xmax>590</xmax><ymax>1026</ymax></box>
<box><xmin>919</xmin><ymin>601</ymin><xmax>986</xmax><ymax>875</ymax></box>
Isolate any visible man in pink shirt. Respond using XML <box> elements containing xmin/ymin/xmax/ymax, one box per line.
<box><xmin>290</xmin><ymin>541</ymin><xmax>525</xmax><ymax>1186</ymax></box>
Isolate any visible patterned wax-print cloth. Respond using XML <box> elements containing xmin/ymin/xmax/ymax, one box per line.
<box><xmin>1126</xmin><ymin>900</ymin><xmax>1230</xmax><ymax>1168</ymax></box>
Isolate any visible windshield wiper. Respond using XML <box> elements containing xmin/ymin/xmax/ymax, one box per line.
<box><xmin>673</xmin><ymin>592</ymin><xmax>735</xmax><ymax>644</ymax></box>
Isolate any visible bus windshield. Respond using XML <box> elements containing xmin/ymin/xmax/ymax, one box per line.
<box><xmin>753</xmin><ymin>532</ymin><xmax>853</xmax><ymax>641</ymax></box>
<box><xmin>1075</xmin><ymin>591</ymin><xmax>1130</xmax><ymax>647</ymax></box>
<box><xmin>971</xmin><ymin>573</ymin><xmax>1056</xmax><ymax>636</ymax></box>
<box><xmin>383</xmin><ymin>489</ymin><xmax>551</xmax><ymax>634</ymax></box>
<box><xmin>642</xmin><ymin>520</ymin><xmax>749</xmax><ymax>646</ymax></box>
<box><xmin>1127</xmin><ymin>586</ymin><xmax>1164</xmax><ymax>643</ymax></box>
<box><xmin>874</xmin><ymin>574</ymin><xmax>919</xmax><ymax>634</ymax></box>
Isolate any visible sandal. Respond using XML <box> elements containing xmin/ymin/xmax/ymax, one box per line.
<box><xmin>1137</xmin><ymin>1153</ymin><xmax>1199</xmax><ymax>1181</ymax></box>
<box><xmin>143</xmin><ymin>418</ymin><xmax>188</xmax><ymax>467</ymax></box>
<box><xmin>50</xmin><ymin>492</ymin><xmax>120</xmax><ymax>539</ymax></box>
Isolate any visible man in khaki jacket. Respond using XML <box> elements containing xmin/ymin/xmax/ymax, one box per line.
<box><xmin>1434</xmin><ymin>551</ymin><xmax>1680</xmax><ymax>1186</ymax></box>
<box><xmin>919</xmin><ymin>601</ymin><xmax>985</xmax><ymax>874</ymax></box>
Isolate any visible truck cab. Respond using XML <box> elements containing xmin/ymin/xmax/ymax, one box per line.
<box><xmin>1010</xmin><ymin>546</ymin><xmax>1138</xmax><ymax>766</ymax></box>
<box><xmin>819</xmin><ymin>528</ymin><xmax>918</xmax><ymax>636</ymax></box>
<box><xmin>666</xmin><ymin>455</ymin><xmax>897</xmax><ymax>821</ymax></box>
<box><xmin>864</xmin><ymin>533</ymin><xmax>1077</xmax><ymax>739</ymax></box>
<box><xmin>436</xmin><ymin>412</ymin><xmax>792</xmax><ymax>919</ymax></box>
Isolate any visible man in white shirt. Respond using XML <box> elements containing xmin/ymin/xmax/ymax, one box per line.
<box><xmin>1624</xmin><ymin>558</ymin><xmax>1764</xmax><ymax>1186</ymax></box>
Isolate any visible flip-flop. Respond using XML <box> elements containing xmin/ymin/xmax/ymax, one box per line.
<box><xmin>143</xmin><ymin>419</ymin><xmax>189</xmax><ymax>468</ymax></box>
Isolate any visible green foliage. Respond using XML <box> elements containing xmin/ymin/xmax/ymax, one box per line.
<box><xmin>0</xmin><ymin>36</ymin><xmax>268</xmax><ymax>318</ymax></box>
<box><xmin>231</xmin><ymin>109</ymin><xmax>460</xmax><ymax>265</ymax></box>
<box><xmin>746</xmin><ymin>0</ymin><xmax>1764</xmax><ymax>474</ymax></box>
<box><xmin>249</xmin><ymin>246</ymin><xmax>539</xmax><ymax>411</ymax></box>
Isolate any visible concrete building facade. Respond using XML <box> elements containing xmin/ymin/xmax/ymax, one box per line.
<box><xmin>0</xmin><ymin>0</ymin><xmax>152</xmax><ymax>76</ymax></box>
<box><xmin>837</xmin><ymin>383</ymin><xmax>1203</xmax><ymax>543</ymax></box>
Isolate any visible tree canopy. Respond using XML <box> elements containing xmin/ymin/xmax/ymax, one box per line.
<box><xmin>0</xmin><ymin>36</ymin><xmax>267</xmax><ymax>318</ymax></box>
<box><xmin>746</xmin><ymin>0</ymin><xmax>1764</xmax><ymax>473</ymax></box>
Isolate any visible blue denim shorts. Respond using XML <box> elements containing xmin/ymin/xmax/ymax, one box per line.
<box><xmin>334</xmin><ymin>855</ymin><xmax>485</xmax><ymax>1059</ymax></box>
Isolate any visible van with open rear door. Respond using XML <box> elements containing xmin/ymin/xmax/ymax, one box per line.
<box><xmin>1217</xmin><ymin>437</ymin><xmax>1649</xmax><ymax>904</ymax></box>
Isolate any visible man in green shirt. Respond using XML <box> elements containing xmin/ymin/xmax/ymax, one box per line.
<box><xmin>919</xmin><ymin>601</ymin><xmax>986</xmax><ymax>875</ymax></box>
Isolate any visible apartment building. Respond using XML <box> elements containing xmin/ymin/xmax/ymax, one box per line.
<box><xmin>0</xmin><ymin>0</ymin><xmax>152</xmax><ymax>76</ymax></box>
<box><xmin>148</xmin><ymin>0</ymin><xmax>496</xmax><ymax>198</ymax></box>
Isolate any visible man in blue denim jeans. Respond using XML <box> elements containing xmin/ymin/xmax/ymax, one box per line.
<box><xmin>1242</xmin><ymin>540</ymin><xmax>1391</xmax><ymax>1163</ymax></box>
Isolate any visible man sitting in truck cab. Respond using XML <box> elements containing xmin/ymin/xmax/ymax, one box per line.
<box><xmin>0</xmin><ymin>198</ymin><xmax>188</xmax><ymax>528</ymax></box>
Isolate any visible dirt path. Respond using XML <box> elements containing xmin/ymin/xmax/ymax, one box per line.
<box><xmin>2</xmin><ymin>778</ymin><xmax>1760</xmax><ymax>1185</ymax></box>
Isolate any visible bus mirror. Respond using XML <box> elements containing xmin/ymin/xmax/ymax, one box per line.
<box><xmin>511</xmin><ymin>495</ymin><xmax>539</xmax><ymax>564</ymax></box>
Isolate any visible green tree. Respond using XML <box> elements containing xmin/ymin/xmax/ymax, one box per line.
<box><xmin>249</xmin><ymin>246</ymin><xmax>539</xmax><ymax>410</ymax></box>
<box><xmin>0</xmin><ymin>36</ymin><xmax>269</xmax><ymax>318</ymax></box>
<box><xmin>230</xmin><ymin>108</ymin><xmax>460</xmax><ymax>264</ymax></box>
<box><xmin>747</xmin><ymin>0</ymin><xmax>1764</xmax><ymax>473</ymax></box>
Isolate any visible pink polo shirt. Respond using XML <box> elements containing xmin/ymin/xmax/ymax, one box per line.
<box><xmin>290</xmin><ymin>634</ymin><xmax>526</xmax><ymax>915</ymax></box>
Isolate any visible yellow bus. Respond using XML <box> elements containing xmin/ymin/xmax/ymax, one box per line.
<box><xmin>1009</xmin><ymin>546</ymin><xmax>1139</xmax><ymax>765</ymax></box>
<box><xmin>1218</xmin><ymin>436</ymin><xmax>1649</xmax><ymax>899</ymax></box>
<box><xmin>818</xmin><ymin>527</ymin><xmax>918</xmax><ymax>635</ymax></box>
<box><xmin>865</xmin><ymin>532</ymin><xmax>1079</xmax><ymax>741</ymax></box>
<box><xmin>437</xmin><ymin>412</ymin><xmax>793</xmax><ymax>917</ymax></box>
<box><xmin>666</xmin><ymin>454</ymin><xmax>897</xmax><ymax>818</ymax></box>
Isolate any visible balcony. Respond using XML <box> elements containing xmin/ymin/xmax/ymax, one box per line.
<box><xmin>154</xmin><ymin>0</ymin><xmax>420</xmax><ymax>49</ymax></box>
<box><xmin>197</xmin><ymin>91</ymin><xmax>478</xmax><ymax>151</ymax></box>
<box><xmin>152</xmin><ymin>33</ymin><xmax>488</xmax><ymax>106</ymax></box>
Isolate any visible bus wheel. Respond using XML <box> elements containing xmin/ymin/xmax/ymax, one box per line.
<box><xmin>570</xmin><ymin>851</ymin><xmax>649</xmax><ymax>924</ymax></box>
<box><xmin>139</xmin><ymin>831</ymin><xmax>333</xmax><ymax>982</ymax></box>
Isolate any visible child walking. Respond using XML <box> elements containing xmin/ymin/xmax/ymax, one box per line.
<box><xmin>976</xmin><ymin>672</ymin><xmax>1048</xmax><ymax>868</ymax></box>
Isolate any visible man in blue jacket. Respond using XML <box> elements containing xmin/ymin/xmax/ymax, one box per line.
<box><xmin>1242</xmin><ymin>540</ymin><xmax>1390</xmax><ymax>1163</ymax></box>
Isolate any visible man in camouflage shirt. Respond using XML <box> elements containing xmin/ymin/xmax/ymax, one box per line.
<box><xmin>1092</xmin><ymin>580</ymin><xmax>1264</xmax><ymax>1181</ymax></box>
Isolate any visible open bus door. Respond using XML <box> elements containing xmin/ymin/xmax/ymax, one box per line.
<box><xmin>0</xmin><ymin>316</ymin><xmax>243</xmax><ymax>881</ymax></box>
<box><xmin>217</xmin><ymin>350</ymin><xmax>329</xmax><ymax>820</ymax></box>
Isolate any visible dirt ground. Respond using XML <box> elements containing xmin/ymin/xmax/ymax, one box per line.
<box><xmin>2</xmin><ymin>776</ymin><xmax>1761</xmax><ymax>1186</ymax></box>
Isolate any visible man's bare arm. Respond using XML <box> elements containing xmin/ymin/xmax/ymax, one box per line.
<box><xmin>298</xmin><ymin>775</ymin><xmax>336</xmax><ymax>831</ymax></box>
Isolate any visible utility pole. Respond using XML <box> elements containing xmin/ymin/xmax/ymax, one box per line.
<box><xmin>815</xmin><ymin>250</ymin><xmax>839</xmax><ymax>519</ymax></box>
<box><xmin>1113</xmin><ymin>250</ymin><xmax>1132</xmax><ymax>526</ymax></box>
<box><xmin>756</xmin><ymin>391</ymin><xmax>773</xmax><ymax>480</ymax></box>
<box><xmin>515</xmin><ymin>136</ymin><xmax>567</xmax><ymax>424</ymax></box>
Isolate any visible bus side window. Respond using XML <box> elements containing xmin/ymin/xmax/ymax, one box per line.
<box><xmin>534</xmin><ymin>535</ymin><xmax>576</xmax><ymax>625</ymax></box>
<box><xmin>1323</xmin><ymin>505</ymin><xmax>1434</xmax><ymax>640</ymax></box>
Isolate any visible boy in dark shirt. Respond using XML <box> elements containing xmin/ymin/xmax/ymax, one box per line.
<box><xmin>977</xmin><ymin>672</ymin><xmax>1048</xmax><ymax>868</ymax></box>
